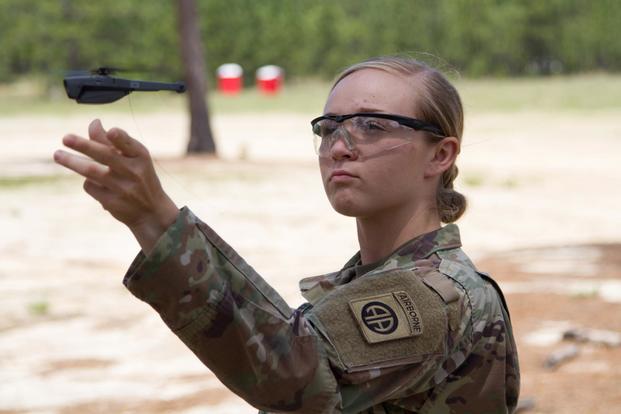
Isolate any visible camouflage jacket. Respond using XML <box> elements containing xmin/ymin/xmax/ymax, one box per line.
<box><xmin>123</xmin><ymin>207</ymin><xmax>520</xmax><ymax>413</ymax></box>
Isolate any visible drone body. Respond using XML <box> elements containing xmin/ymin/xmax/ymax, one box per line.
<box><xmin>64</xmin><ymin>68</ymin><xmax>186</xmax><ymax>104</ymax></box>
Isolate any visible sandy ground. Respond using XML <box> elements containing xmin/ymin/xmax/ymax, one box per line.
<box><xmin>1</xmin><ymin>109</ymin><xmax>620</xmax><ymax>413</ymax></box>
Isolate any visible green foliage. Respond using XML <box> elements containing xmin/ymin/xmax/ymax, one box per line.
<box><xmin>0</xmin><ymin>175</ymin><xmax>70</xmax><ymax>188</ymax></box>
<box><xmin>463</xmin><ymin>174</ymin><xmax>485</xmax><ymax>188</ymax></box>
<box><xmin>456</xmin><ymin>74</ymin><xmax>621</xmax><ymax>112</ymax></box>
<box><xmin>0</xmin><ymin>0</ymin><xmax>619</xmax><ymax>84</ymax></box>
<box><xmin>28</xmin><ymin>300</ymin><xmax>50</xmax><ymax>316</ymax></box>
<box><xmin>0</xmin><ymin>0</ymin><xmax>180</xmax><ymax>83</ymax></box>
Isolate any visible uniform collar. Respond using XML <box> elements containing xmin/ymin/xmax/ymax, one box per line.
<box><xmin>300</xmin><ymin>224</ymin><xmax>462</xmax><ymax>304</ymax></box>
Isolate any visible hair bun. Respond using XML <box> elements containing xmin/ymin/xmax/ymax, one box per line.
<box><xmin>438</xmin><ymin>188</ymin><xmax>467</xmax><ymax>223</ymax></box>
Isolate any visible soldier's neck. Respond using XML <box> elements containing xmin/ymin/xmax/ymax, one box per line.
<box><xmin>356</xmin><ymin>206</ymin><xmax>440</xmax><ymax>265</ymax></box>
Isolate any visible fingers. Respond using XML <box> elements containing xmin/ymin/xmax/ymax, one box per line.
<box><xmin>83</xmin><ymin>178</ymin><xmax>110</xmax><ymax>201</ymax></box>
<box><xmin>55</xmin><ymin>122</ymin><xmax>153</xmax><ymax>195</ymax></box>
<box><xmin>61</xmin><ymin>134</ymin><xmax>128</xmax><ymax>172</ymax></box>
<box><xmin>107</xmin><ymin>127</ymin><xmax>147</xmax><ymax>158</ymax></box>
<box><xmin>88</xmin><ymin>119</ymin><xmax>113</xmax><ymax>146</ymax></box>
<box><xmin>53</xmin><ymin>149</ymin><xmax>109</xmax><ymax>183</ymax></box>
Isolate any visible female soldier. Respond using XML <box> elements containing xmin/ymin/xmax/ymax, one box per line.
<box><xmin>54</xmin><ymin>56</ymin><xmax>519</xmax><ymax>413</ymax></box>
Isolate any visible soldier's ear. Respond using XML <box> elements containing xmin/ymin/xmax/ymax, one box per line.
<box><xmin>424</xmin><ymin>137</ymin><xmax>459</xmax><ymax>179</ymax></box>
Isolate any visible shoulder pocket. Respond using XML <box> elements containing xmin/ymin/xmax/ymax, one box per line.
<box><xmin>307</xmin><ymin>269</ymin><xmax>448</xmax><ymax>373</ymax></box>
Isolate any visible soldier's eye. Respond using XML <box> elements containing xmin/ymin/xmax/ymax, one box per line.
<box><xmin>355</xmin><ymin>117</ymin><xmax>391</xmax><ymax>135</ymax></box>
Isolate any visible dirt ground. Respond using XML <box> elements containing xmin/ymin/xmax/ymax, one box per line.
<box><xmin>1</xmin><ymin>109</ymin><xmax>620</xmax><ymax>413</ymax></box>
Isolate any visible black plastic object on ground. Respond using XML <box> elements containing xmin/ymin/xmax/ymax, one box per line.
<box><xmin>64</xmin><ymin>67</ymin><xmax>186</xmax><ymax>104</ymax></box>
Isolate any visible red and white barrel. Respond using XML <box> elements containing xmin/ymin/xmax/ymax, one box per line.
<box><xmin>217</xmin><ymin>63</ymin><xmax>243</xmax><ymax>95</ymax></box>
<box><xmin>256</xmin><ymin>65</ymin><xmax>283</xmax><ymax>95</ymax></box>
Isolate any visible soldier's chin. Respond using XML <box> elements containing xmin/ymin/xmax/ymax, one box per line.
<box><xmin>330</xmin><ymin>198</ymin><xmax>365</xmax><ymax>218</ymax></box>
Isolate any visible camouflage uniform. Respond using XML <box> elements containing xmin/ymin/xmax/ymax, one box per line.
<box><xmin>123</xmin><ymin>207</ymin><xmax>520</xmax><ymax>413</ymax></box>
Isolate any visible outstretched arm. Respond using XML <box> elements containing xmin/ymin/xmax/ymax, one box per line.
<box><xmin>53</xmin><ymin>119</ymin><xmax>179</xmax><ymax>254</ymax></box>
<box><xmin>53</xmin><ymin>121</ymin><xmax>342</xmax><ymax>412</ymax></box>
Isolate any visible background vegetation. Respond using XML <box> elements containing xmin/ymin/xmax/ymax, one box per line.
<box><xmin>0</xmin><ymin>0</ymin><xmax>620</xmax><ymax>86</ymax></box>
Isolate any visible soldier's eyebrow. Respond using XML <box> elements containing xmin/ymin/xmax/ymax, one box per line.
<box><xmin>323</xmin><ymin>107</ymin><xmax>390</xmax><ymax>116</ymax></box>
<box><xmin>355</xmin><ymin>106</ymin><xmax>389</xmax><ymax>114</ymax></box>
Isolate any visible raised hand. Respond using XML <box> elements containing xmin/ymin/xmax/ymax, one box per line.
<box><xmin>53</xmin><ymin>119</ymin><xmax>179</xmax><ymax>253</ymax></box>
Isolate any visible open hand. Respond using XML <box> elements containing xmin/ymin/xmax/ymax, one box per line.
<box><xmin>53</xmin><ymin>119</ymin><xmax>179</xmax><ymax>253</ymax></box>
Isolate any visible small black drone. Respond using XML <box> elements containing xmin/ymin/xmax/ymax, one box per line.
<box><xmin>64</xmin><ymin>67</ymin><xmax>186</xmax><ymax>104</ymax></box>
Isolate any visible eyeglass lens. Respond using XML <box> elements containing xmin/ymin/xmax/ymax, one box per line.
<box><xmin>313</xmin><ymin>116</ymin><xmax>408</xmax><ymax>155</ymax></box>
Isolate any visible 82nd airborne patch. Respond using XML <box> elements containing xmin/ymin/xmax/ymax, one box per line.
<box><xmin>349</xmin><ymin>291</ymin><xmax>424</xmax><ymax>344</ymax></box>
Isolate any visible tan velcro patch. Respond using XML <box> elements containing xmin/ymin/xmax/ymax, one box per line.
<box><xmin>308</xmin><ymin>270</ymin><xmax>448</xmax><ymax>372</ymax></box>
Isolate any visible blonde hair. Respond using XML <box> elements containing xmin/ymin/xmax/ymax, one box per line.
<box><xmin>332</xmin><ymin>56</ymin><xmax>467</xmax><ymax>223</ymax></box>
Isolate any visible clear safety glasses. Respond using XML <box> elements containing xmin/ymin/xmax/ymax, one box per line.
<box><xmin>310</xmin><ymin>112</ymin><xmax>444</xmax><ymax>157</ymax></box>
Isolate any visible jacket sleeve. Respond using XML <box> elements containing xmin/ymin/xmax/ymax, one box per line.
<box><xmin>123</xmin><ymin>207</ymin><xmax>340</xmax><ymax>413</ymax></box>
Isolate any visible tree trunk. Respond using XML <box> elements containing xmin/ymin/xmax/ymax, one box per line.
<box><xmin>178</xmin><ymin>0</ymin><xmax>216</xmax><ymax>154</ymax></box>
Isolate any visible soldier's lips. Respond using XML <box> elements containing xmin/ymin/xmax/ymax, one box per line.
<box><xmin>329</xmin><ymin>170</ymin><xmax>358</xmax><ymax>183</ymax></box>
